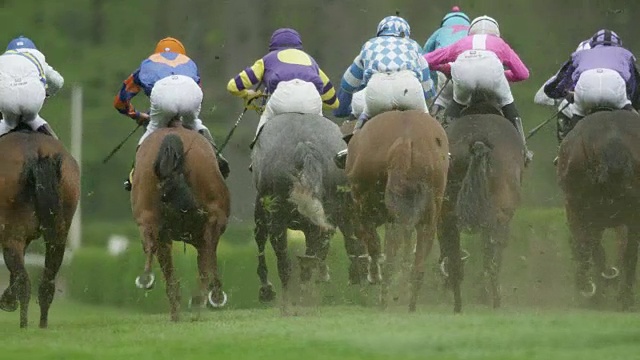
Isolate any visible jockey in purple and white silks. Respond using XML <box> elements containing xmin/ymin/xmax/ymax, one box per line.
<box><xmin>544</xmin><ymin>29</ymin><xmax>640</xmax><ymax>136</ymax></box>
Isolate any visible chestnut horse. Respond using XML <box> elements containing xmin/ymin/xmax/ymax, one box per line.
<box><xmin>438</xmin><ymin>103</ymin><xmax>525</xmax><ymax>311</ymax></box>
<box><xmin>345</xmin><ymin>110</ymin><xmax>449</xmax><ymax>312</ymax></box>
<box><xmin>131</xmin><ymin>122</ymin><xmax>230</xmax><ymax>321</ymax></box>
<box><xmin>557</xmin><ymin>110</ymin><xmax>640</xmax><ymax>309</ymax></box>
<box><xmin>0</xmin><ymin>126</ymin><xmax>79</xmax><ymax>328</ymax></box>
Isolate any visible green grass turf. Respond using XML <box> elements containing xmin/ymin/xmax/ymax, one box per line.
<box><xmin>1</xmin><ymin>301</ymin><xmax>639</xmax><ymax>360</ymax></box>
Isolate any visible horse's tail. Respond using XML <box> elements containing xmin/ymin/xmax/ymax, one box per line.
<box><xmin>22</xmin><ymin>153</ymin><xmax>63</xmax><ymax>241</ymax></box>
<box><xmin>289</xmin><ymin>141</ymin><xmax>334</xmax><ymax>231</ymax></box>
<box><xmin>595</xmin><ymin>137</ymin><xmax>634</xmax><ymax>188</ymax></box>
<box><xmin>456</xmin><ymin>141</ymin><xmax>493</xmax><ymax>232</ymax></box>
<box><xmin>153</xmin><ymin>134</ymin><xmax>198</xmax><ymax>212</ymax></box>
<box><xmin>385</xmin><ymin>138</ymin><xmax>429</xmax><ymax>227</ymax></box>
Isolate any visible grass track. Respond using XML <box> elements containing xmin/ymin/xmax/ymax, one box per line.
<box><xmin>1</xmin><ymin>301</ymin><xmax>640</xmax><ymax>360</ymax></box>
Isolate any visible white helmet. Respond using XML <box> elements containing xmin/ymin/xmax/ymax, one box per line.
<box><xmin>468</xmin><ymin>16</ymin><xmax>500</xmax><ymax>37</ymax></box>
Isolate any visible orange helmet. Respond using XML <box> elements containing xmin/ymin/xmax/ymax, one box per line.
<box><xmin>154</xmin><ymin>37</ymin><xmax>186</xmax><ymax>55</ymax></box>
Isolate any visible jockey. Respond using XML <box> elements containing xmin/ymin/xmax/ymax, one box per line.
<box><xmin>0</xmin><ymin>36</ymin><xmax>64</xmax><ymax>139</ymax></box>
<box><xmin>115</xmin><ymin>37</ymin><xmax>229</xmax><ymax>192</ymax></box>
<box><xmin>534</xmin><ymin>39</ymin><xmax>591</xmax><ymax>143</ymax></box>
<box><xmin>334</xmin><ymin>16</ymin><xmax>435</xmax><ymax>139</ymax></box>
<box><xmin>544</xmin><ymin>29</ymin><xmax>639</xmax><ymax>138</ymax></box>
<box><xmin>227</xmin><ymin>28</ymin><xmax>339</xmax><ymax>148</ymax></box>
<box><xmin>423</xmin><ymin>6</ymin><xmax>471</xmax><ymax>117</ymax></box>
<box><xmin>424</xmin><ymin>16</ymin><xmax>532</xmax><ymax>164</ymax></box>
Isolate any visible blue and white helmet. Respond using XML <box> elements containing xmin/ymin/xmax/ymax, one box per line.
<box><xmin>6</xmin><ymin>36</ymin><xmax>37</xmax><ymax>51</ymax></box>
<box><xmin>376</xmin><ymin>16</ymin><xmax>411</xmax><ymax>38</ymax></box>
<box><xmin>590</xmin><ymin>29</ymin><xmax>622</xmax><ymax>48</ymax></box>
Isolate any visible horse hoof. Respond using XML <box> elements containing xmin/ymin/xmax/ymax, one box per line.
<box><xmin>0</xmin><ymin>298</ymin><xmax>17</xmax><ymax>312</ymax></box>
<box><xmin>601</xmin><ymin>266</ymin><xmax>620</xmax><ymax>280</ymax></box>
<box><xmin>259</xmin><ymin>285</ymin><xmax>276</xmax><ymax>303</ymax></box>
<box><xmin>135</xmin><ymin>273</ymin><xmax>155</xmax><ymax>290</ymax></box>
<box><xmin>367</xmin><ymin>273</ymin><xmax>381</xmax><ymax>285</ymax></box>
<box><xmin>580</xmin><ymin>280</ymin><xmax>597</xmax><ymax>298</ymax></box>
<box><xmin>208</xmin><ymin>290</ymin><xmax>228</xmax><ymax>309</ymax></box>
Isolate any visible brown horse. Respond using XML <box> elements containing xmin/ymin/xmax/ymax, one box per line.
<box><xmin>131</xmin><ymin>122</ymin><xmax>230</xmax><ymax>321</ymax></box>
<box><xmin>345</xmin><ymin>110</ymin><xmax>449</xmax><ymax>312</ymax></box>
<box><xmin>438</xmin><ymin>103</ymin><xmax>525</xmax><ymax>311</ymax></box>
<box><xmin>0</xmin><ymin>126</ymin><xmax>79</xmax><ymax>328</ymax></box>
<box><xmin>557</xmin><ymin>110</ymin><xmax>640</xmax><ymax>309</ymax></box>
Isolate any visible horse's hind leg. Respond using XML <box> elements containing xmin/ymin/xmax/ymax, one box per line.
<box><xmin>38</xmin><ymin>238</ymin><xmax>66</xmax><ymax>328</ymax></box>
<box><xmin>438</xmin><ymin>199</ymin><xmax>463</xmax><ymax>313</ymax></box>
<box><xmin>255</xmin><ymin>201</ymin><xmax>275</xmax><ymax>302</ymax></box>
<box><xmin>135</xmin><ymin>224</ymin><xmax>158</xmax><ymax>290</ymax></box>
<box><xmin>270</xmin><ymin>226</ymin><xmax>291</xmax><ymax>313</ymax></box>
<box><xmin>0</xmin><ymin>271</ymin><xmax>18</xmax><ymax>312</ymax></box>
<box><xmin>156</xmin><ymin>240</ymin><xmax>180</xmax><ymax>321</ymax></box>
<box><xmin>619</xmin><ymin>222</ymin><xmax>640</xmax><ymax>311</ymax></box>
<box><xmin>3</xmin><ymin>242</ymin><xmax>30</xmax><ymax>328</ymax></box>
<box><xmin>409</xmin><ymin>219</ymin><xmax>437</xmax><ymax>312</ymax></box>
<box><xmin>482</xmin><ymin>223</ymin><xmax>509</xmax><ymax>309</ymax></box>
<box><xmin>355</xmin><ymin>220</ymin><xmax>382</xmax><ymax>285</ymax></box>
<box><xmin>381</xmin><ymin>223</ymin><xmax>401</xmax><ymax>309</ymax></box>
<box><xmin>567</xmin><ymin>210</ymin><xmax>600</xmax><ymax>304</ymax></box>
<box><xmin>299</xmin><ymin>226</ymin><xmax>331</xmax><ymax>285</ymax></box>
<box><xmin>199</xmin><ymin>218</ymin><xmax>227</xmax><ymax>311</ymax></box>
<box><xmin>338</xmin><ymin>222</ymin><xmax>368</xmax><ymax>285</ymax></box>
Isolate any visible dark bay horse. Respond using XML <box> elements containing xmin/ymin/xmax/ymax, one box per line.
<box><xmin>557</xmin><ymin>110</ymin><xmax>640</xmax><ymax>309</ymax></box>
<box><xmin>438</xmin><ymin>103</ymin><xmax>525</xmax><ymax>310</ymax></box>
<box><xmin>131</xmin><ymin>123</ymin><xmax>230</xmax><ymax>321</ymax></box>
<box><xmin>346</xmin><ymin>110</ymin><xmax>449</xmax><ymax>312</ymax></box>
<box><xmin>0</xmin><ymin>127</ymin><xmax>79</xmax><ymax>328</ymax></box>
<box><xmin>252</xmin><ymin>113</ymin><xmax>366</xmax><ymax>310</ymax></box>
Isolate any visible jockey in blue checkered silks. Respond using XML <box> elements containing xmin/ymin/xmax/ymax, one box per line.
<box><xmin>333</xmin><ymin>15</ymin><xmax>435</xmax><ymax>145</ymax></box>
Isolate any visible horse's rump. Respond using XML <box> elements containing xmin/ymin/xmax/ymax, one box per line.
<box><xmin>252</xmin><ymin>113</ymin><xmax>345</xmax><ymax>228</ymax></box>
<box><xmin>558</xmin><ymin>110</ymin><xmax>640</xmax><ymax>215</ymax></box>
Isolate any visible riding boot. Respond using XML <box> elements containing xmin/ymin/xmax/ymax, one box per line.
<box><xmin>342</xmin><ymin>113</ymin><xmax>369</xmax><ymax>144</ymax></box>
<box><xmin>124</xmin><ymin>146</ymin><xmax>139</xmax><ymax>192</ymax></box>
<box><xmin>556</xmin><ymin>112</ymin><xmax>571</xmax><ymax>144</ymax></box>
<box><xmin>502</xmin><ymin>102</ymin><xmax>533</xmax><ymax>166</ymax></box>
<box><xmin>36</xmin><ymin>123</ymin><xmax>59</xmax><ymax>139</ymax></box>
<box><xmin>198</xmin><ymin>129</ymin><xmax>230</xmax><ymax>179</ymax></box>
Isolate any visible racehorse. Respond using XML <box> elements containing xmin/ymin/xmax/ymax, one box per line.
<box><xmin>0</xmin><ymin>125</ymin><xmax>80</xmax><ymax>328</ymax></box>
<box><xmin>251</xmin><ymin>113</ymin><xmax>366</xmax><ymax>311</ymax></box>
<box><xmin>438</xmin><ymin>102</ymin><xmax>525</xmax><ymax>310</ymax></box>
<box><xmin>557</xmin><ymin>110</ymin><xmax>640</xmax><ymax>309</ymax></box>
<box><xmin>345</xmin><ymin>110</ymin><xmax>449</xmax><ymax>312</ymax></box>
<box><xmin>131</xmin><ymin>121</ymin><xmax>230</xmax><ymax>321</ymax></box>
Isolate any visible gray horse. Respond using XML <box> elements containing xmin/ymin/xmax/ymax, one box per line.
<box><xmin>252</xmin><ymin>113</ymin><xmax>367</xmax><ymax>308</ymax></box>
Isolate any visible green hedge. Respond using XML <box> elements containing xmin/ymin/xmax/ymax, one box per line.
<box><xmin>66</xmin><ymin>207</ymin><xmax>631</xmax><ymax>313</ymax></box>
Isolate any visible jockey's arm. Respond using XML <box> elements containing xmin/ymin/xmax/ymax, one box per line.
<box><xmin>534</xmin><ymin>75</ymin><xmax>560</xmax><ymax>106</ymax></box>
<box><xmin>340</xmin><ymin>55</ymin><xmax>365</xmax><ymax>95</ymax></box>
<box><xmin>423</xmin><ymin>29</ymin><xmax>440</xmax><ymax>54</ymax></box>
<box><xmin>318</xmin><ymin>69</ymin><xmax>339</xmax><ymax>109</ymax></box>
<box><xmin>418</xmin><ymin>56</ymin><xmax>436</xmax><ymax>100</ymax></box>
<box><xmin>113</xmin><ymin>70</ymin><xmax>143</xmax><ymax>120</ymax></box>
<box><xmin>333</xmin><ymin>88</ymin><xmax>353</xmax><ymax>118</ymax></box>
<box><xmin>44</xmin><ymin>65</ymin><xmax>64</xmax><ymax>97</ymax></box>
<box><xmin>227</xmin><ymin>58</ymin><xmax>265</xmax><ymax>98</ymax></box>
<box><xmin>501</xmin><ymin>45</ymin><xmax>529</xmax><ymax>82</ymax></box>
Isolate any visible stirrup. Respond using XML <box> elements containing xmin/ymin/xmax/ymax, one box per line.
<box><xmin>334</xmin><ymin>149</ymin><xmax>348</xmax><ymax>170</ymax></box>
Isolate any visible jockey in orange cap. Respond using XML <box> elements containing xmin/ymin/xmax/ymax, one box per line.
<box><xmin>114</xmin><ymin>37</ymin><xmax>229</xmax><ymax>191</ymax></box>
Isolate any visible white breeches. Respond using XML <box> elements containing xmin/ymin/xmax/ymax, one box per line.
<box><xmin>256</xmin><ymin>79</ymin><xmax>322</xmax><ymax>135</ymax></box>
<box><xmin>0</xmin><ymin>72</ymin><xmax>47</xmax><ymax>136</ymax></box>
<box><xmin>451</xmin><ymin>50</ymin><xmax>513</xmax><ymax>107</ymax></box>
<box><xmin>362</xmin><ymin>70</ymin><xmax>428</xmax><ymax>118</ymax></box>
<box><xmin>139</xmin><ymin>75</ymin><xmax>204</xmax><ymax>145</ymax></box>
<box><xmin>570</xmin><ymin>68</ymin><xmax>631</xmax><ymax>117</ymax></box>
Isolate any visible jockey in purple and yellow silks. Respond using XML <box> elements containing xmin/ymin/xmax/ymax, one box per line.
<box><xmin>227</xmin><ymin>28</ymin><xmax>339</xmax><ymax>145</ymax></box>
<box><xmin>114</xmin><ymin>37</ymin><xmax>229</xmax><ymax>191</ymax></box>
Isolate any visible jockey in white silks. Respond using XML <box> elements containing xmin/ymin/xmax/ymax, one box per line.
<box><xmin>0</xmin><ymin>36</ymin><xmax>64</xmax><ymax>139</ymax></box>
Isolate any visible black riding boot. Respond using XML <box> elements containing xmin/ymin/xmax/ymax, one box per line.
<box><xmin>124</xmin><ymin>146</ymin><xmax>139</xmax><ymax>192</ymax></box>
<box><xmin>502</xmin><ymin>102</ymin><xmax>533</xmax><ymax>166</ymax></box>
<box><xmin>556</xmin><ymin>112</ymin><xmax>572</xmax><ymax>144</ymax></box>
<box><xmin>443</xmin><ymin>100</ymin><xmax>464</xmax><ymax>124</ymax></box>
<box><xmin>198</xmin><ymin>129</ymin><xmax>230</xmax><ymax>179</ymax></box>
<box><xmin>36</xmin><ymin>123</ymin><xmax>59</xmax><ymax>139</ymax></box>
